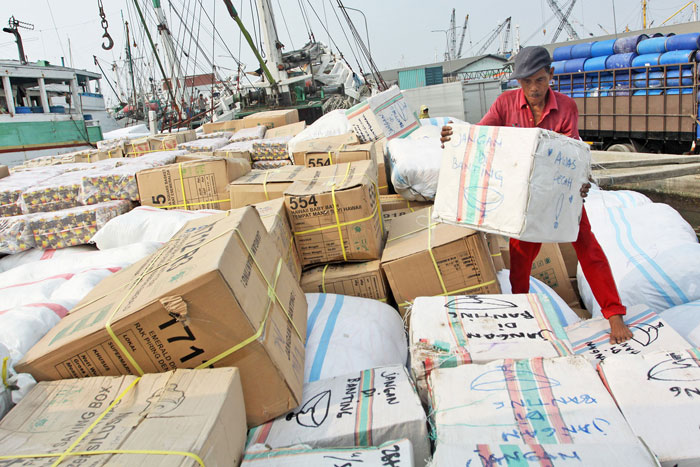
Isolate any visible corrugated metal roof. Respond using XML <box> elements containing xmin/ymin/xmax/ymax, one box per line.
<box><xmin>377</xmin><ymin>54</ymin><xmax>508</xmax><ymax>82</ymax></box>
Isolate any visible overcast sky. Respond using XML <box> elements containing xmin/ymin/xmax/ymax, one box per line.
<box><xmin>2</xmin><ymin>0</ymin><xmax>697</xmax><ymax>103</ymax></box>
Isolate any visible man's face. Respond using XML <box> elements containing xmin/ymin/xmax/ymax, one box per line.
<box><xmin>517</xmin><ymin>67</ymin><xmax>554</xmax><ymax>106</ymax></box>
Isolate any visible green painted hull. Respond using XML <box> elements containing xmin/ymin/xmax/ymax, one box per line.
<box><xmin>0</xmin><ymin>119</ymin><xmax>103</xmax><ymax>153</ymax></box>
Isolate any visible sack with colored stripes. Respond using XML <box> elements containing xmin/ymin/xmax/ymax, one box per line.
<box><xmin>304</xmin><ymin>294</ymin><xmax>407</xmax><ymax>384</ymax></box>
<box><xmin>599</xmin><ymin>349</ymin><xmax>700</xmax><ymax>466</ymax></box>
<box><xmin>410</xmin><ymin>294</ymin><xmax>573</xmax><ymax>403</ymax></box>
<box><xmin>577</xmin><ymin>200</ymin><xmax>700</xmax><ymax>316</ymax></box>
<box><xmin>246</xmin><ymin>365</ymin><xmax>430</xmax><ymax>466</ymax></box>
<box><xmin>429</xmin><ymin>441</ymin><xmax>659</xmax><ymax>466</ymax></box>
<box><xmin>428</xmin><ymin>356</ymin><xmax>641</xmax><ymax>446</ymax></box>
<box><xmin>565</xmin><ymin>305</ymin><xmax>690</xmax><ymax>363</ymax></box>
<box><xmin>658</xmin><ymin>300</ymin><xmax>700</xmax><ymax>346</ymax></box>
<box><xmin>0</xmin><ymin>245</ymin><xmax>96</xmax><ymax>274</ymax></box>
<box><xmin>346</xmin><ymin>85</ymin><xmax>419</xmax><ymax>144</ymax></box>
<box><xmin>244</xmin><ymin>439</ymin><xmax>414</xmax><ymax>466</ymax></box>
<box><xmin>433</xmin><ymin>124</ymin><xmax>591</xmax><ymax>242</ymax></box>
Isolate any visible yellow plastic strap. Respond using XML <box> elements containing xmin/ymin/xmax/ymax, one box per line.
<box><xmin>330</xmin><ymin>163</ymin><xmax>352</xmax><ymax>262</ymax></box>
<box><xmin>126</xmin><ymin>148</ymin><xmax>177</xmax><ymax>156</ymax></box>
<box><xmin>153</xmin><ymin>198</ymin><xmax>231</xmax><ymax>210</ymax></box>
<box><xmin>1</xmin><ymin>357</ymin><xmax>8</xmax><ymax>389</ymax></box>
<box><xmin>263</xmin><ymin>170</ymin><xmax>271</xmax><ymax>200</ymax></box>
<box><xmin>108</xmin><ymin>150</ymin><xmax>114</xmax><ymax>159</ymax></box>
<box><xmin>491</xmin><ymin>252</ymin><xmax>502</xmax><ymax>257</ymax></box>
<box><xmin>178</xmin><ymin>163</ymin><xmax>189</xmax><ymax>210</ymax></box>
<box><xmin>321</xmin><ymin>264</ymin><xmax>330</xmax><ymax>293</ymax></box>
<box><xmin>386</xmin><ymin>222</ymin><xmax>439</xmax><ymax>244</ymax></box>
<box><xmin>0</xmin><ymin>376</ymin><xmax>206</xmax><ymax>467</ymax></box>
<box><xmin>427</xmin><ymin>207</ymin><xmax>448</xmax><ymax>295</ymax></box>
<box><xmin>327</xmin><ymin>150</ymin><xmax>333</xmax><ymax>165</ymax></box>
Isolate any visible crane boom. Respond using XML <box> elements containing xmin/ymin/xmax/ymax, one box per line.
<box><xmin>552</xmin><ymin>0</ymin><xmax>578</xmax><ymax>42</ymax></box>
<box><xmin>449</xmin><ymin>8</ymin><xmax>457</xmax><ymax>60</ymax></box>
<box><xmin>546</xmin><ymin>0</ymin><xmax>579</xmax><ymax>41</ymax></box>
<box><xmin>477</xmin><ymin>17</ymin><xmax>511</xmax><ymax>56</ymax></box>
<box><xmin>457</xmin><ymin>15</ymin><xmax>469</xmax><ymax>58</ymax></box>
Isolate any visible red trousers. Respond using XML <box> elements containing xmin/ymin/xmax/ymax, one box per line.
<box><xmin>509</xmin><ymin>206</ymin><xmax>626</xmax><ymax>319</ymax></box>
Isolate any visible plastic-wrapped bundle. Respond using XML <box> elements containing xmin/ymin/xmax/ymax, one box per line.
<box><xmin>250</xmin><ymin>136</ymin><xmax>294</xmax><ymax>161</ymax></box>
<box><xmin>178</xmin><ymin>137</ymin><xmax>230</xmax><ymax>152</ymax></box>
<box><xmin>387</xmin><ymin>125</ymin><xmax>442</xmax><ymax>201</ymax></box>
<box><xmin>196</xmin><ymin>131</ymin><xmax>233</xmax><ymax>140</ymax></box>
<box><xmin>252</xmin><ymin>160</ymin><xmax>291</xmax><ymax>170</ymax></box>
<box><xmin>31</xmin><ymin>200</ymin><xmax>133</xmax><ymax>250</ymax></box>
<box><xmin>231</xmin><ymin>126</ymin><xmax>266</xmax><ymax>142</ymax></box>
<box><xmin>20</xmin><ymin>168</ymin><xmax>103</xmax><ymax>214</ymax></box>
<box><xmin>0</xmin><ymin>169</ymin><xmax>60</xmax><ymax>217</ymax></box>
<box><xmin>0</xmin><ymin>214</ymin><xmax>36</xmax><ymax>253</ymax></box>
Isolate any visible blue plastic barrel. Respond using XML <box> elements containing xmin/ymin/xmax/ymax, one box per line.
<box><xmin>667</xmin><ymin>69</ymin><xmax>693</xmax><ymax>87</ymax></box>
<box><xmin>632</xmin><ymin>53</ymin><xmax>662</xmax><ymax>69</ymax></box>
<box><xmin>84</xmin><ymin>114</ymin><xmax>93</xmax><ymax>121</ymax></box>
<box><xmin>30</xmin><ymin>106</ymin><xmax>43</xmax><ymax>113</ymax></box>
<box><xmin>49</xmin><ymin>106</ymin><xmax>65</xmax><ymax>113</ymax></box>
<box><xmin>571</xmin><ymin>42</ymin><xmax>593</xmax><ymax>59</ymax></box>
<box><xmin>614</xmin><ymin>34</ymin><xmax>648</xmax><ymax>54</ymax></box>
<box><xmin>15</xmin><ymin>106</ymin><xmax>31</xmax><ymax>114</ymax></box>
<box><xmin>651</xmin><ymin>33</ymin><xmax>665</xmax><ymax>38</ymax></box>
<box><xmin>659</xmin><ymin>50</ymin><xmax>698</xmax><ymax>66</ymax></box>
<box><xmin>666</xmin><ymin>32</ymin><xmax>700</xmax><ymax>51</ymax></box>
<box><xmin>563</xmin><ymin>58</ymin><xmax>587</xmax><ymax>73</ymax></box>
<box><xmin>606</xmin><ymin>53</ymin><xmax>638</xmax><ymax>69</ymax></box>
<box><xmin>553</xmin><ymin>45</ymin><xmax>574</xmax><ymax>61</ymax></box>
<box><xmin>584</xmin><ymin>55</ymin><xmax>608</xmax><ymax>71</ymax></box>
<box><xmin>637</xmin><ymin>37</ymin><xmax>667</xmax><ymax>55</ymax></box>
<box><xmin>633</xmin><ymin>89</ymin><xmax>664</xmax><ymax>95</ymax></box>
<box><xmin>552</xmin><ymin>60</ymin><xmax>567</xmax><ymax>74</ymax></box>
<box><xmin>633</xmin><ymin>71</ymin><xmax>663</xmax><ymax>88</ymax></box>
<box><xmin>590</xmin><ymin>39</ymin><xmax>616</xmax><ymax>57</ymax></box>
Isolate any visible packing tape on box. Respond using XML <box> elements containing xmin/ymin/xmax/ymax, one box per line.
<box><xmin>292</xmin><ymin>166</ymin><xmax>384</xmax><ymax>260</ymax></box>
<box><xmin>388</xmin><ymin>207</ymin><xmax>496</xmax><ymax>309</ymax></box>
<box><xmin>0</xmin><ymin>376</ymin><xmax>207</xmax><ymax>466</ymax></box>
<box><xmin>152</xmin><ymin>163</ymin><xmax>231</xmax><ymax>210</ymax></box>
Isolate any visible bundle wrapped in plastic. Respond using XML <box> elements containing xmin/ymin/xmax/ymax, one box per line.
<box><xmin>231</xmin><ymin>126</ymin><xmax>267</xmax><ymax>142</ymax></box>
<box><xmin>0</xmin><ymin>169</ymin><xmax>59</xmax><ymax>217</ymax></box>
<box><xmin>0</xmin><ymin>200</ymin><xmax>133</xmax><ymax>253</ymax></box>
<box><xmin>197</xmin><ymin>131</ymin><xmax>233</xmax><ymax>140</ymax></box>
<box><xmin>178</xmin><ymin>137</ymin><xmax>230</xmax><ymax>152</ymax></box>
<box><xmin>20</xmin><ymin>168</ymin><xmax>104</xmax><ymax>213</ymax></box>
<box><xmin>252</xmin><ymin>160</ymin><xmax>291</xmax><ymax>170</ymax></box>
<box><xmin>387</xmin><ymin>125</ymin><xmax>443</xmax><ymax>201</ymax></box>
<box><xmin>250</xmin><ymin>136</ymin><xmax>293</xmax><ymax>161</ymax></box>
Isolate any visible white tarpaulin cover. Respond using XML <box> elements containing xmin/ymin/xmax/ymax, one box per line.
<box><xmin>433</xmin><ymin>124</ymin><xmax>591</xmax><ymax>242</ymax></box>
<box><xmin>246</xmin><ymin>366</ymin><xmax>430</xmax><ymax>465</ymax></box>
<box><xmin>658</xmin><ymin>300</ymin><xmax>700</xmax><ymax>346</ymax></box>
<box><xmin>304</xmin><ymin>294</ymin><xmax>407</xmax><ymax>384</ymax></box>
<box><xmin>428</xmin><ymin>356</ymin><xmax>641</xmax><ymax>446</ymax></box>
<box><xmin>565</xmin><ymin>306</ymin><xmax>690</xmax><ymax>363</ymax></box>
<box><xmin>244</xmin><ymin>439</ymin><xmax>414</xmax><ymax>466</ymax></box>
<box><xmin>410</xmin><ymin>294</ymin><xmax>572</xmax><ymax>402</ymax></box>
<box><xmin>599</xmin><ymin>349</ymin><xmax>700</xmax><ymax>466</ymax></box>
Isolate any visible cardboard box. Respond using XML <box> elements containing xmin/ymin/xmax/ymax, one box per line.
<box><xmin>203</xmin><ymin>119</ymin><xmax>246</xmax><ymax>134</ymax></box>
<box><xmin>137</xmin><ymin>157</ymin><xmax>251</xmax><ymax>211</ymax></box>
<box><xmin>156</xmin><ymin>129</ymin><xmax>196</xmax><ymax>143</ymax></box>
<box><xmin>565</xmin><ymin>305</ymin><xmax>690</xmax><ymax>363</ymax></box>
<box><xmin>600</xmin><ymin>349</ymin><xmax>700</xmax><ymax>466</ymax></box>
<box><xmin>531</xmin><ymin>243</ymin><xmax>579</xmax><ymax>306</ymax></box>
<box><xmin>229</xmin><ymin>165</ymin><xmax>306</xmax><ymax>208</ymax></box>
<box><xmin>300</xmin><ymin>260</ymin><xmax>388</xmax><ymax>301</ymax></box>
<box><xmin>379</xmin><ymin>195</ymin><xmax>432</xmax><ymax>232</ymax></box>
<box><xmin>429</xmin><ymin>356</ymin><xmax>642</xmax><ymax>446</ymax></box>
<box><xmin>433</xmin><ymin>123</ymin><xmax>592</xmax><ymax>242</ymax></box>
<box><xmin>302</xmin><ymin>141</ymin><xmax>375</xmax><ymax>167</ymax></box>
<box><xmin>484</xmin><ymin>233</ymin><xmax>505</xmax><ymax>271</ymax></box>
<box><xmin>265</xmin><ymin>121</ymin><xmax>306</xmax><ymax>138</ymax></box>
<box><xmin>285</xmin><ymin>160</ymin><xmax>383</xmax><ymax>268</ymax></box>
<box><xmin>0</xmin><ymin>368</ymin><xmax>247</xmax><ymax>465</ymax></box>
<box><xmin>409</xmin><ymin>293</ymin><xmax>573</xmax><ymax>403</ymax></box>
<box><xmin>148</xmin><ymin>134</ymin><xmax>179</xmax><ymax>151</ymax></box>
<box><xmin>243</xmin><ymin>440</ymin><xmax>415</xmax><ymax>466</ymax></box>
<box><xmin>16</xmin><ymin>208</ymin><xmax>308</xmax><ymax>426</ymax></box>
<box><xmin>345</xmin><ymin>85</ymin><xmax>420</xmax><ymax>143</ymax></box>
<box><xmin>246</xmin><ymin>365</ymin><xmax>430</xmax><ymax>465</ymax></box>
<box><xmin>290</xmin><ymin>132</ymin><xmax>359</xmax><ymax>164</ymax></box>
<box><xmin>0</xmin><ymin>165</ymin><xmax>9</xmax><ymax>179</ymax></box>
<box><xmin>125</xmin><ymin>137</ymin><xmax>151</xmax><ymax>157</ymax></box>
<box><xmin>254</xmin><ymin>198</ymin><xmax>302</xmax><ymax>282</ymax></box>
<box><xmin>381</xmin><ymin>207</ymin><xmax>500</xmax><ymax>315</ymax></box>
<box><xmin>243</xmin><ymin>109</ymin><xmax>299</xmax><ymax>129</ymax></box>
<box><xmin>559</xmin><ymin>241</ymin><xmax>578</xmax><ymax>277</ymax></box>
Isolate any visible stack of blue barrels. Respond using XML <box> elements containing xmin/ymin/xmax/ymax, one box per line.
<box><xmin>549</xmin><ymin>32</ymin><xmax>700</xmax><ymax>97</ymax></box>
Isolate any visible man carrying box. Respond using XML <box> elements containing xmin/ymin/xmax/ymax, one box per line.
<box><xmin>440</xmin><ymin>46</ymin><xmax>632</xmax><ymax>344</ymax></box>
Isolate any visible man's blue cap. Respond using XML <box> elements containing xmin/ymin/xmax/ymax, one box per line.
<box><xmin>511</xmin><ymin>46</ymin><xmax>552</xmax><ymax>79</ymax></box>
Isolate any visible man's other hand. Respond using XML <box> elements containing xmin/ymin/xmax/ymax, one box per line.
<box><xmin>608</xmin><ymin>314</ymin><xmax>633</xmax><ymax>344</ymax></box>
<box><xmin>580</xmin><ymin>182</ymin><xmax>591</xmax><ymax>199</ymax></box>
<box><xmin>440</xmin><ymin>125</ymin><xmax>453</xmax><ymax>148</ymax></box>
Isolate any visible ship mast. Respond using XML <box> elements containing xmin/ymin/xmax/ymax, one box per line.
<box><xmin>255</xmin><ymin>0</ymin><xmax>288</xmax><ymax>84</ymax></box>
<box><xmin>151</xmin><ymin>0</ymin><xmax>186</xmax><ymax>115</ymax></box>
